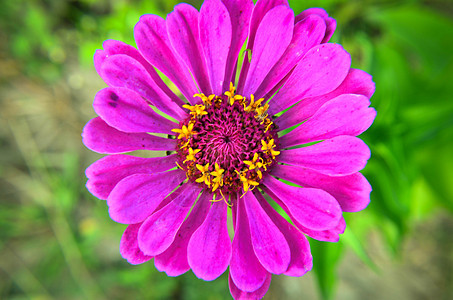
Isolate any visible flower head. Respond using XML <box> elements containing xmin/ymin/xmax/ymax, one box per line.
<box><xmin>83</xmin><ymin>1</ymin><xmax>376</xmax><ymax>299</ymax></box>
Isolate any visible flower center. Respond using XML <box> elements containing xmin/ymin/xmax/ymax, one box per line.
<box><xmin>172</xmin><ymin>84</ymin><xmax>280</xmax><ymax>197</ymax></box>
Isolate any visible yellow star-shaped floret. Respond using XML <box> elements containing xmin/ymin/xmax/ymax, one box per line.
<box><xmin>255</xmin><ymin>103</ymin><xmax>269</xmax><ymax>120</ymax></box>
<box><xmin>236</xmin><ymin>170</ymin><xmax>259</xmax><ymax>192</ymax></box>
<box><xmin>210</xmin><ymin>163</ymin><xmax>225</xmax><ymax>192</ymax></box>
<box><xmin>183</xmin><ymin>147</ymin><xmax>200</xmax><ymax>163</ymax></box>
<box><xmin>224</xmin><ymin>82</ymin><xmax>235</xmax><ymax>98</ymax></box>
<box><xmin>243</xmin><ymin>153</ymin><xmax>264</xmax><ymax>170</ymax></box>
<box><xmin>194</xmin><ymin>93</ymin><xmax>215</xmax><ymax>106</ymax></box>
<box><xmin>261</xmin><ymin>139</ymin><xmax>280</xmax><ymax>158</ymax></box>
<box><xmin>195</xmin><ymin>163</ymin><xmax>211</xmax><ymax>187</ymax></box>
<box><xmin>183</xmin><ymin>104</ymin><xmax>208</xmax><ymax>118</ymax></box>
<box><xmin>171</xmin><ymin>123</ymin><xmax>196</xmax><ymax>139</ymax></box>
<box><xmin>224</xmin><ymin>82</ymin><xmax>244</xmax><ymax>105</ymax></box>
<box><xmin>244</xmin><ymin>94</ymin><xmax>264</xmax><ymax>112</ymax></box>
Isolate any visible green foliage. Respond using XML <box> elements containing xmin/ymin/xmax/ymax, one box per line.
<box><xmin>1</xmin><ymin>0</ymin><xmax>453</xmax><ymax>299</ymax></box>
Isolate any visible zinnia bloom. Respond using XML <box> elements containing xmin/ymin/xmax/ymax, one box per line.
<box><xmin>83</xmin><ymin>0</ymin><xmax>376</xmax><ymax>298</ymax></box>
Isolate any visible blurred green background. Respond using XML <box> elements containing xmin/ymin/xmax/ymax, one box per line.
<box><xmin>1</xmin><ymin>0</ymin><xmax>452</xmax><ymax>299</ymax></box>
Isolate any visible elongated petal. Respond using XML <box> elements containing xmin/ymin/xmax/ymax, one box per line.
<box><xmin>107</xmin><ymin>170</ymin><xmax>185</xmax><ymax>224</ymax></box>
<box><xmin>82</xmin><ymin>117</ymin><xmax>177</xmax><ymax>154</ymax></box>
<box><xmin>120</xmin><ymin>223</ymin><xmax>152</xmax><ymax>265</ymax></box>
<box><xmin>86</xmin><ymin>154</ymin><xmax>177</xmax><ymax>200</ymax></box>
<box><xmin>279</xmin><ymin>136</ymin><xmax>371</xmax><ymax>176</ymax></box>
<box><xmin>237</xmin><ymin>0</ymin><xmax>289</xmax><ymax>92</ymax></box>
<box><xmin>100</xmin><ymin>54</ymin><xmax>186</xmax><ymax>120</ymax></box>
<box><xmin>255</xmin><ymin>14</ymin><xmax>326</xmax><ymax>99</ymax></box>
<box><xmin>276</xmin><ymin>68</ymin><xmax>375</xmax><ymax>130</ymax></box>
<box><xmin>167</xmin><ymin>4</ymin><xmax>212</xmax><ymax>94</ymax></box>
<box><xmin>154</xmin><ymin>192</ymin><xmax>211</xmax><ymax>276</ymax></box>
<box><xmin>297</xmin><ymin>216</ymin><xmax>346</xmax><ymax>242</ymax></box>
<box><xmin>263</xmin><ymin>186</ymin><xmax>346</xmax><ymax>242</ymax></box>
<box><xmin>269</xmin><ymin>43</ymin><xmax>351</xmax><ymax>115</ymax></box>
<box><xmin>188</xmin><ymin>201</ymin><xmax>231</xmax><ymax>281</ymax></box>
<box><xmin>93</xmin><ymin>87</ymin><xmax>176</xmax><ymax>134</ymax></box>
<box><xmin>221</xmin><ymin>0</ymin><xmax>253</xmax><ymax>90</ymax></box>
<box><xmin>138</xmin><ymin>184</ymin><xmax>201</xmax><ymax>256</ymax></box>
<box><xmin>134</xmin><ymin>14</ymin><xmax>198</xmax><ymax>102</ymax></box>
<box><xmin>295</xmin><ymin>8</ymin><xmax>336</xmax><ymax>43</ymax></box>
<box><xmin>97</xmin><ymin>39</ymin><xmax>185</xmax><ymax>107</ymax></box>
<box><xmin>199</xmin><ymin>0</ymin><xmax>232</xmax><ymax>94</ymax></box>
<box><xmin>270</xmin><ymin>164</ymin><xmax>371</xmax><ymax>212</ymax></box>
<box><xmin>279</xmin><ymin>94</ymin><xmax>377</xmax><ymax>147</ymax></box>
<box><xmin>243</xmin><ymin>192</ymin><xmax>290</xmax><ymax>274</ymax></box>
<box><xmin>230</xmin><ymin>197</ymin><xmax>268</xmax><ymax>292</ymax></box>
<box><xmin>229</xmin><ymin>273</ymin><xmax>271</xmax><ymax>300</ymax></box>
<box><xmin>94</xmin><ymin>49</ymin><xmax>107</xmax><ymax>77</ymax></box>
<box><xmin>253</xmin><ymin>190</ymin><xmax>312</xmax><ymax>276</ymax></box>
<box><xmin>243</xmin><ymin>5</ymin><xmax>294</xmax><ymax>96</ymax></box>
<box><xmin>262</xmin><ymin>176</ymin><xmax>341</xmax><ymax>231</ymax></box>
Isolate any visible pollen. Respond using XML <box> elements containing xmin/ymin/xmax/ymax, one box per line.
<box><xmin>173</xmin><ymin>83</ymin><xmax>280</xmax><ymax>197</ymax></box>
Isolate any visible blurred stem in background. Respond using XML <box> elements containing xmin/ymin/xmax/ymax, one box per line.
<box><xmin>1</xmin><ymin>0</ymin><xmax>452</xmax><ymax>299</ymax></box>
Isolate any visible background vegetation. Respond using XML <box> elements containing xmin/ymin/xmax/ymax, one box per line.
<box><xmin>1</xmin><ymin>0</ymin><xmax>452</xmax><ymax>299</ymax></box>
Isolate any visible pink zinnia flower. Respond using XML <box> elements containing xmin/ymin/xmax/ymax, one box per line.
<box><xmin>82</xmin><ymin>0</ymin><xmax>376</xmax><ymax>298</ymax></box>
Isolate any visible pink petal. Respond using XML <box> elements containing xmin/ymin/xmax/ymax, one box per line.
<box><xmin>154</xmin><ymin>192</ymin><xmax>211</xmax><ymax>276</ymax></box>
<box><xmin>237</xmin><ymin>0</ymin><xmax>289</xmax><ymax>93</ymax></box>
<box><xmin>82</xmin><ymin>117</ymin><xmax>177</xmax><ymax>154</ymax></box>
<box><xmin>279</xmin><ymin>136</ymin><xmax>371</xmax><ymax>176</ymax></box>
<box><xmin>243</xmin><ymin>192</ymin><xmax>290</xmax><ymax>274</ymax></box>
<box><xmin>262</xmin><ymin>176</ymin><xmax>341</xmax><ymax>231</ymax></box>
<box><xmin>229</xmin><ymin>272</ymin><xmax>271</xmax><ymax>300</ymax></box>
<box><xmin>279</xmin><ymin>94</ymin><xmax>377</xmax><ymax>148</ymax></box>
<box><xmin>199</xmin><ymin>0</ymin><xmax>232</xmax><ymax>95</ymax></box>
<box><xmin>242</xmin><ymin>5</ymin><xmax>294</xmax><ymax>97</ymax></box>
<box><xmin>107</xmin><ymin>169</ymin><xmax>186</xmax><ymax>224</ymax></box>
<box><xmin>263</xmin><ymin>186</ymin><xmax>346</xmax><ymax>242</ymax></box>
<box><xmin>188</xmin><ymin>200</ymin><xmax>232</xmax><ymax>281</ymax></box>
<box><xmin>322</xmin><ymin>17</ymin><xmax>336</xmax><ymax>43</ymax></box>
<box><xmin>94</xmin><ymin>49</ymin><xmax>107</xmax><ymax>77</ymax></box>
<box><xmin>96</xmin><ymin>39</ymin><xmax>185</xmax><ymax>107</ymax></box>
<box><xmin>230</xmin><ymin>197</ymin><xmax>269</xmax><ymax>292</ymax></box>
<box><xmin>270</xmin><ymin>164</ymin><xmax>371</xmax><ymax>213</ymax></box>
<box><xmin>100</xmin><ymin>54</ymin><xmax>186</xmax><ymax>120</ymax></box>
<box><xmin>167</xmin><ymin>4</ymin><xmax>212</xmax><ymax>94</ymax></box>
<box><xmin>254</xmin><ymin>14</ymin><xmax>326</xmax><ymax>99</ymax></box>
<box><xmin>93</xmin><ymin>87</ymin><xmax>176</xmax><ymax>134</ymax></box>
<box><xmin>253</xmin><ymin>190</ymin><xmax>312</xmax><ymax>276</ymax></box>
<box><xmin>220</xmin><ymin>0</ymin><xmax>254</xmax><ymax>90</ymax></box>
<box><xmin>295</xmin><ymin>8</ymin><xmax>329</xmax><ymax>23</ymax></box>
<box><xmin>120</xmin><ymin>223</ymin><xmax>152</xmax><ymax>265</ymax></box>
<box><xmin>134</xmin><ymin>14</ymin><xmax>198</xmax><ymax>102</ymax></box>
<box><xmin>295</xmin><ymin>8</ymin><xmax>336</xmax><ymax>43</ymax></box>
<box><xmin>138</xmin><ymin>184</ymin><xmax>201</xmax><ymax>256</ymax></box>
<box><xmin>297</xmin><ymin>216</ymin><xmax>346</xmax><ymax>242</ymax></box>
<box><xmin>86</xmin><ymin>154</ymin><xmax>177</xmax><ymax>200</ymax></box>
<box><xmin>276</xmin><ymin>68</ymin><xmax>375</xmax><ymax>131</ymax></box>
<box><xmin>269</xmin><ymin>43</ymin><xmax>351</xmax><ymax>115</ymax></box>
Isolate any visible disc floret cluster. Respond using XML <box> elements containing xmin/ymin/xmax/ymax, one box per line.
<box><xmin>172</xmin><ymin>84</ymin><xmax>280</xmax><ymax>197</ymax></box>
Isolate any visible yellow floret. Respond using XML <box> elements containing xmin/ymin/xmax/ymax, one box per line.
<box><xmin>195</xmin><ymin>163</ymin><xmax>211</xmax><ymax>187</ymax></box>
<box><xmin>171</xmin><ymin>123</ymin><xmax>196</xmax><ymax>139</ymax></box>
<box><xmin>183</xmin><ymin>147</ymin><xmax>200</xmax><ymax>163</ymax></box>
